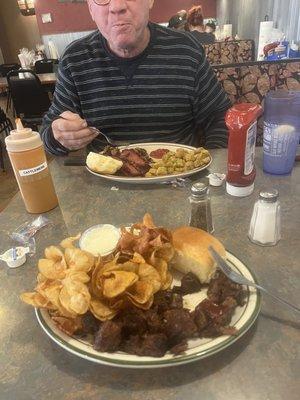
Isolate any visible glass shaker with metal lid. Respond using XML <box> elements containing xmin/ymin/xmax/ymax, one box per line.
<box><xmin>248</xmin><ymin>189</ymin><xmax>281</xmax><ymax>246</ymax></box>
<box><xmin>188</xmin><ymin>181</ymin><xmax>214</xmax><ymax>233</ymax></box>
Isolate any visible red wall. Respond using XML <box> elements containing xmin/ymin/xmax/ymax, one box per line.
<box><xmin>34</xmin><ymin>0</ymin><xmax>96</xmax><ymax>35</ymax></box>
<box><xmin>34</xmin><ymin>0</ymin><xmax>216</xmax><ymax>35</ymax></box>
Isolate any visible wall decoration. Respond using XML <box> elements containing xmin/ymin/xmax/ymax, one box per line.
<box><xmin>17</xmin><ymin>0</ymin><xmax>35</xmax><ymax>16</ymax></box>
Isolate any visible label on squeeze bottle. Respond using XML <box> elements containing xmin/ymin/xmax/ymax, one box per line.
<box><xmin>19</xmin><ymin>162</ymin><xmax>48</xmax><ymax>176</ymax></box>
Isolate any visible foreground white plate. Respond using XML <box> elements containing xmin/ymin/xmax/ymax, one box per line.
<box><xmin>86</xmin><ymin>142</ymin><xmax>212</xmax><ymax>184</ymax></box>
<box><xmin>35</xmin><ymin>251</ymin><xmax>260</xmax><ymax>368</ymax></box>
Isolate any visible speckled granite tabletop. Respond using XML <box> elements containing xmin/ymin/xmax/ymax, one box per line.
<box><xmin>0</xmin><ymin>149</ymin><xmax>299</xmax><ymax>400</ymax></box>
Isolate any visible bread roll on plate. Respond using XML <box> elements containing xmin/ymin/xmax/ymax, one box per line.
<box><xmin>86</xmin><ymin>152</ymin><xmax>123</xmax><ymax>175</ymax></box>
<box><xmin>170</xmin><ymin>226</ymin><xmax>226</xmax><ymax>283</ymax></box>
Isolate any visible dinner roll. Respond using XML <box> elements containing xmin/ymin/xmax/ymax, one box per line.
<box><xmin>170</xmin><ymin>226</ymin><xmax>226</xmax><ymax>283</ymax></box>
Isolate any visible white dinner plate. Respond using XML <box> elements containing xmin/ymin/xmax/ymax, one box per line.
<box><xmin>35</xmin><ymin>251</ymin><xmax>260</xmax><ymax>369</ymax></box>
<box><xmin>86</xmin><ymin>142</ymin><xmax>212</xmax><ymax>184</ymax></box>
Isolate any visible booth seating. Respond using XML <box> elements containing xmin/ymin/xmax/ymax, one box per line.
<box><xmin>213</xmin><ymin>58</ymin><xmax>300</xmax><ymax>144</ymax></box>
<box><xmin>203</xmin><ymin>40</ymin><xmax>255</xmax><ymax>65</ymax></box>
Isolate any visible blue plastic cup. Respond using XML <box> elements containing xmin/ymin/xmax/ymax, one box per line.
<box><xmin>263</xmin><ymin>91</ymin><xmax>300</xmax><ymax>175</ymax></box>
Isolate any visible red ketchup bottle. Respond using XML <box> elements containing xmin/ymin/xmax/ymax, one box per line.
<box><xmin>225</xmin><ymin>103</ymin><xmax>263</xmax><ymax>197</ymax></box>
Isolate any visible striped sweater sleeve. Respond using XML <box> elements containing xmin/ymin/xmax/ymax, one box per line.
<box><xmin>40</xmin><ymin>52</ymin><xmax>81</xmax><ymax>155</ymax></box>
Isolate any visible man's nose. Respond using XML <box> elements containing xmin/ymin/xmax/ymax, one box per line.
<box><xmin>109</xmin><ymin>0</ymin><xmax>127</xmax><ymax>14</ymax></box>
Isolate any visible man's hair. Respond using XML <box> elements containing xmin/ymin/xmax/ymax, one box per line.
<box><xmin>187</xmin><ymin>6</ymin><xmax>204</xmax><ymax>27</ymax></box>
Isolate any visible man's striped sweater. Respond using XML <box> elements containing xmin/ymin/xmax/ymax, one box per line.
<box><xmin>41</xmin><ymin>23</ymin><xmax>231</xmax><ymax>155</ymax></box>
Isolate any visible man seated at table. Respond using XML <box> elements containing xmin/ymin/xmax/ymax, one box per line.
<box><xmin>40</xmin><ymin>0</ymin><xmax>231</xmax><ymax>156</ymax></box>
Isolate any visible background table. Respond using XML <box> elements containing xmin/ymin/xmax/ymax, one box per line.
<box><xmin>0</xmin><ymin>148</ymin><xmax>299</xmax><ymax>400</ymax></box>
<box><xmin>0</xmin><ymin>73</ymin><xmax>56</xmax><ymax>90</ymax></box>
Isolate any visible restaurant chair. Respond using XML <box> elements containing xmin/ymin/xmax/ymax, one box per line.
<box><xmin>0</xmin><ymin>63</ymin><xmax>21</xmax><ymax>113</ymax></box>
<box><xmin>0</xmin><ymin>63</ymin><xmax>21</xmax><ymax>78</ymax></box>
<box><xmin>34</xmin><ymin>59</ymin><xmax>58</xmax><ymax>96</ymax></box>
<box><xmin>7</xmin><ymin>69</ymin><xmax>51</xmax><ymax>130</ymax></box>
<box><xmin>34</xmin><ymin>59</ymin><xmax>58</xmax><ymax>74</ymax></box>
<box><xmin>0</xmin><ymin>107</ymin><xmax>13</xmax><ymax>171</ymax></box>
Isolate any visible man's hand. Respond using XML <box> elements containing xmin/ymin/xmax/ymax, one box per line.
<box><xmin>52</xmin><ymin>111</ymin><xmax>98</xmax><ymax>150</ymax></box>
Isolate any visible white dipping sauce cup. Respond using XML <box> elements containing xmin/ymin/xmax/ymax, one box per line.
<box><xmin>79</xmin><ymin>224</ymin><xmax>121</xmax><ymax>257</ymax></box>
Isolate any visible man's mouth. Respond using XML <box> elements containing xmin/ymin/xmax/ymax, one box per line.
<box><xmin>112</xmin><ymin>22</ymin><xmax>131</xmax><ymax>28</ymax></box>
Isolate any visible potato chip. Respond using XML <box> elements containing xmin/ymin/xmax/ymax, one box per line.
<box><xmin>20</xmin><ymin>292</ymin><xmax>54</xmax><ymax>309</ymax></box>
<box><xmin>60</xmin><ymin>234</ymin><xmax>81</xmax><ymax>249</ymax></box>
<box><xmin>128</xmin><ymin>295</ymin><xmax>154</xmax><ymax>310</ymax></box>
<box><xmin>114</xmin><ymin>261</ymin><xmax>139</xmax><ymax>273</ymax></box>
<box><xmin>59</xmin><ymin>280</ymin><xmax>91</xmax><ymax>315</ymax></box>
<box><xmin>57</xmin><ymin>301</ymin><xmax>78</xmax><ymax>319</ymax></box>
<box><xmin>100</xmin><ymin>258</ymin><xmax>138</xmax><ymax>275</ymax></box>
<box><xmin>91</xmin><ymin>255</ymin><xmax>139</xmax><ymax>298</ymax></box>
<box><xmin>21</xmin><ymin>215</ymin><xmax>175</xmax><ymax>323</ymax></box>
<box><xmin>131</xmin><ymin>252</ymin><xmax>146</xmax><ymax>264</ymax></box>
<box><xmin>97</xmin><ymin>258</ymin><xmax>122</xmax><ymax>275</ymax></box>
<box><xmin>153</xmin><ymin>258</ymin><xmax>168</xmax><ymax>283</ymax></box>
<box><xmin>151</xmin><ymin>243</ymin><xmax>175</xmax><ymax>263</ymax></box>
<box><xmin>89</xmin><ymin>298</ymin><xmax>118</xmax><ymax>321</ymax></box>
<box><xmin>51</xmin><ymin>316</ymin><xmax>83</xmax><ymax>336</ymax></box>
<box><xmin>108</xmin><ymin>298</ymin><xmax>124</xmax><ymax>310</ymax></box>
<box><xmin>118</xmin><ymin>214</ymin><xmax>174</xmax><ymax>261</ymax></box>
<box><xmin>102</xmin><ymin>270</ymin><xmax>138</xmax><ymax>298</ymax></box>
<box><xmin>37</xmin><ymin>281</ymin><xmax>62</xmax><ymax>309</ymax></box>
<box><xmin>38</xmin><ymin>258</ymin><xmax>66</xmax><ymax>280</ymax></box>
<box><xmin>45</xmin><ymin>246</ymin><xmax>65</xmax><ymax>263</ymax></box>
<box><xmin>90</xmin><ymin>280</ymin><xmax>102</xmax><ymax>300</ymax></box>
<box><xmin>113</xmin><ymin>251</ymin><xmax>133</xmax><ymax>264</ymax></box>
<box><xmin>162</xmin><ymin>272</ymin><xmax>173</xmax><ymax>290</ymax></box>
<box><xmin>142</xmin><ymin>213</ymin><xmax>155</xmax><ymax>228</ymax></box>
<box><xmin>64</xmin><ymin>248</ymin><xmax>94</xmax><ymax>272</ymax></box>
<box><xmin>138</xmin><ymin>263</ymin><xmax>162</xmax><ymax>293</ymax></box>
<box><xmin>69</xmin><ymin>293</ymin><xmax>90</xmax><ymax>315</ymax></box>
<box><xmin>127</xmin><ymin>281</ymin><xmax>154</xmax><ymax>305</ymax></box>
<box><xmin>64</xmin><ymin>269</ymin><xmax>90</xmax><ymax>283</ymax></box>
<box><xmin>37</xmin><ymin>273</ymin><xmax>47</xmax><ymax>284</ymax></box>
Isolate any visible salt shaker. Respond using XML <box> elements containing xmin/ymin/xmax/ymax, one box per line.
<box><xmin>188</xmin><ymin>182</ymin><xmax>214</xmax><ymax>233</ymax></box>
<box><xmin>248</xmin><ymin>189</ymin><xmax>281</xmax><ymax>246</ymax></box>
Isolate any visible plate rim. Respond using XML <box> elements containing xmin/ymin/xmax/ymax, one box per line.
<box><xmin>35</xmin><ymin>251</ymin><xmax>261</xmax><ymax>368</ymax></box>
<box><xmin>85</xmin><ymin>142</ymin><xmax>212</xmax><ymax>183</ymax></box>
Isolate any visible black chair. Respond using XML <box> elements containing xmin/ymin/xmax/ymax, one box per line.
<box><xmin>34</xmin><ymin>59</ymin><xmax>58</xmax><ymax>74</ymax></box>
<box><xmin>0</xmin><ymin>107</ymin><xmax>13</xmax><ymax>171</ymax></box>
<box><xmin>0</xmin><ymin>63</ymin><xmax>21</xmax><ymax>77</ymax></box>
<box><xmin>7</xmin><ymin>69</ymin><xmax>51</xmax><ymax>130</ymax></box>
<box><xmin>0</xmin><ymin>63</ymin><xmax>21</xmax><ymax>112</ymax></box>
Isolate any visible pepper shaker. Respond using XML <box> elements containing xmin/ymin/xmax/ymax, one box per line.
<box><xmin>248</xmin><ymin>189</ymin><xmax>281</xmax><ymax>246</ymax></box>
<box><xmin>188</xmin><ymin>182</ymin><xmax>214</xmax><ymax>233</ymax></box>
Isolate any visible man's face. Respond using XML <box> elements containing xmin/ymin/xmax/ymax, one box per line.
<box><xmin>88</xmin><ymin>0</ymin><xmax>154</xmax><ymax>54</ymax></box>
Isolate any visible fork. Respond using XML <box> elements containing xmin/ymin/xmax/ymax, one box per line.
<box><xmin>90</xmin><ymin>127</ymin><xmax>131</xmax><ymax>147</ymax></box>
<box><xmin>208</xmin><ymin>246</ymin><xmax>300</xmax><ymax>314</ymax></box>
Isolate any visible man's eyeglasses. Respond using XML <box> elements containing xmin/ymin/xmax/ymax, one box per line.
<box><xmin>92</xmin><ymin>0</ymin><xmax>112</xmax><ymax>5</ymax></box>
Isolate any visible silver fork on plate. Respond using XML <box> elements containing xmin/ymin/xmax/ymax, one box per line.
<box><xmin>90</xmin><ymin>127</ymin><xmax>131</xmax><ymax>147</ymax></box>
<box><xmin>208</xmin><ymin>246</ymin><xmax>300</xmax><ymax>314</ymax></box>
